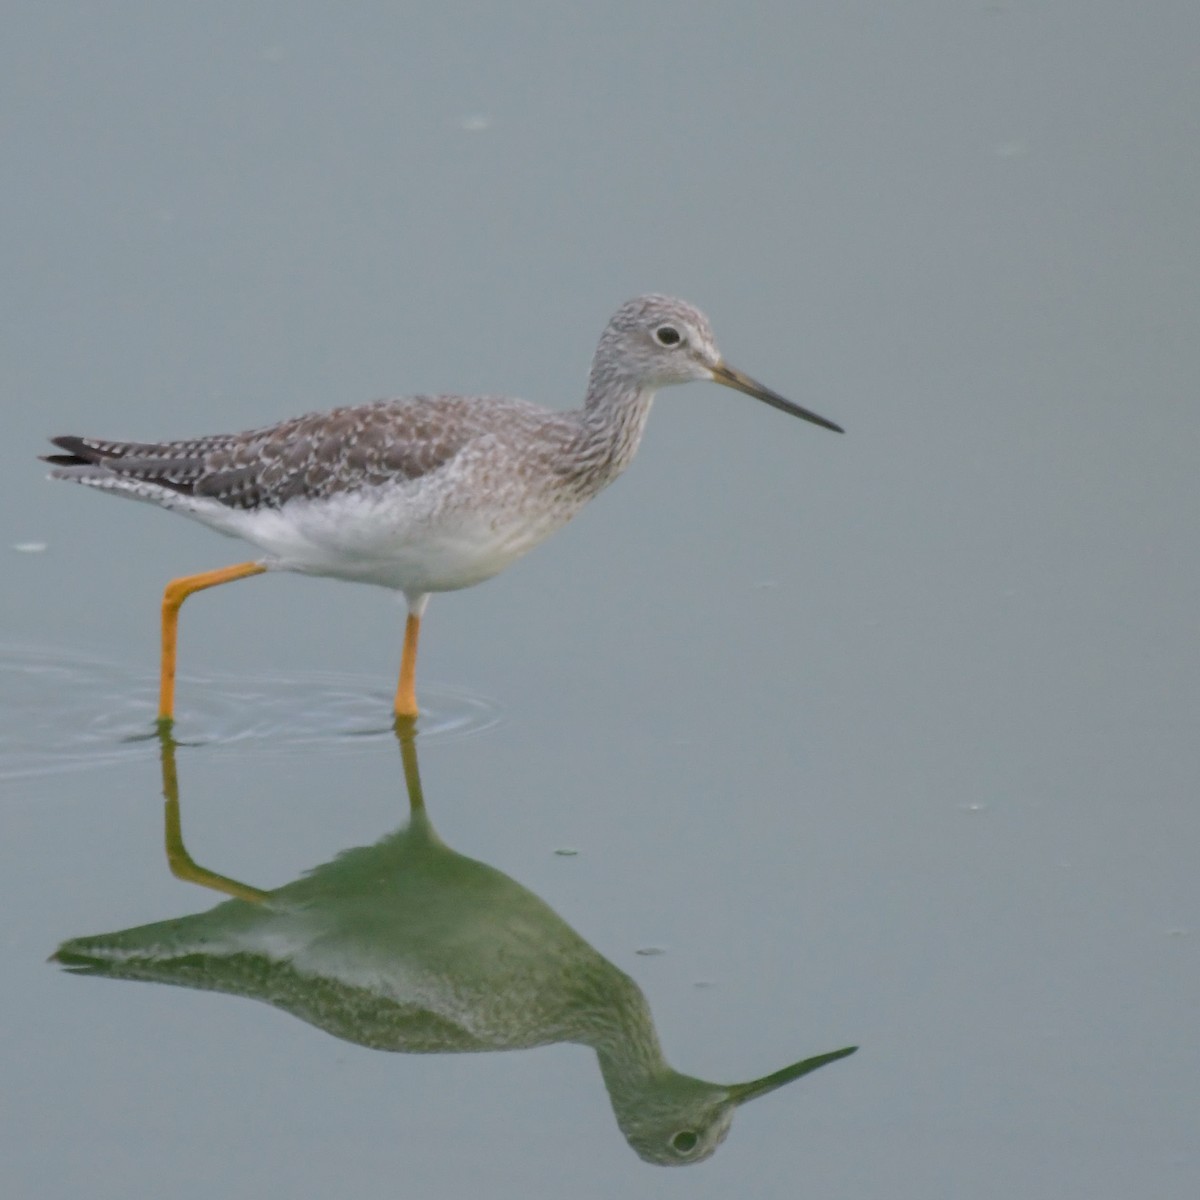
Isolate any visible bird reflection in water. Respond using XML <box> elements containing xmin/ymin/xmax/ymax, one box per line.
<box><xmin>53</xmin><ymin>724</ymin><xmax>856</xmax><ymax>1165</ymax></box>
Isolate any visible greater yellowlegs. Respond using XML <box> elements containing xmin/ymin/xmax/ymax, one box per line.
<box><xmin>45</xmin><ymin>295</ymin><xmax>842</xmax><ymax>722</ymax></box>
<box><xmin>53</xmin><ymin>724</ymin><xmax>856</xmax><ymax>1165</ymax></box>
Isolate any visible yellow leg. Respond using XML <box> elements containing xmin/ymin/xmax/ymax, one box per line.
<box><xmin>394</xmin><ymin>612</ymin><xmax>421</xmax><ymax>719</ymax></box>
<box><xmin>159</xmin><ymin>561</ymin><xmax>267</xmax><ymax>725</ymax></box>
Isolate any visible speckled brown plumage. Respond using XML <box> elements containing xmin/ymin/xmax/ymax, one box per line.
<box><xmin>48</xmin><ymin>396</ymin><xmax>550</xmax><ymax>511</ymax></box>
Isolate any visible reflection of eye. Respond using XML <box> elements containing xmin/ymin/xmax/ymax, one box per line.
<box><xmin>655</xmin><ymin>325</ymin><xmax>682</xmax><ymax>346</ymax></box>
<box><xmin>671</xmin><ymin>1130</ymin><xmax>699</xmax><ymax>1154</ymax></box>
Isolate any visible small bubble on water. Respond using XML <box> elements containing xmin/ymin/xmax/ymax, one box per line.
<box><xmin>458</xmin><ymin>114</ymin><xmax>493</xmax><ymax>132</ymax></box>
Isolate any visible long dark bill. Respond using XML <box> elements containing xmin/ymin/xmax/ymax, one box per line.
<box><xmin>711</xmin><ymin>361</ymin><xmax>844</xmax><ymax>433</ymax></box>
<box><xmin>726</xmin><ymin>1044</ymin><xmax>858</xmax><ymax>1106</ymax></box>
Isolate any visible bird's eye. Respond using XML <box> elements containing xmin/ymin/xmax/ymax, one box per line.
<box><xmin>670</xmin><ymin>1130</ymin><xmax>699</xmax><ymax>1155</ymax></box>
<box><xmin>655</xmin><ymin>325</ymin><xmax>682</xmax><ymax>346</ymax></box>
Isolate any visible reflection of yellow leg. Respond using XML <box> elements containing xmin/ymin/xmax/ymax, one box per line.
<box><xmin>394</xmin><ymin>715</ymin><xmax>424</xmax><ymax>815</ymax></box>
<box><xmin>394</xmin><ymin>613</ymin><xmax>421</xmax><ymax>719</ymax></box>
<box><xmin>158</xmin><ymin>727</ymin><xmax>269</xmax><ymax>904</ymax></box>
<box><xmin>159</xmin><ymin>562</ymin><xmax>266</xmax><ymax>725</ymax></box>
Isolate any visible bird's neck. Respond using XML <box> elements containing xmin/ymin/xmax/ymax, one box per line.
<box><xmin>563</xmin><ymin>367</ymin><xmax>656</xmax><ymax>494</ymax></box>
<box><xmin>571</xmin><ymin>964</ymin><xmax>670</xmax><ymax>1081</ymax></box>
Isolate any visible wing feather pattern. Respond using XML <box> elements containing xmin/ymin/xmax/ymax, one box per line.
<box><xmin>44</xmin><ymin>397</ymin><xmax>494</xmax><ymax>510</ymax></box>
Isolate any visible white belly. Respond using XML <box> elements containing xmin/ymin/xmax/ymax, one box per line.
<box><xmin>205</xmin><ymin>483</ymin><xmax>580</xmax><ymax>595</ymax></box>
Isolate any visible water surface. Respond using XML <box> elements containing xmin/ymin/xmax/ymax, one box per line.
<box><xmin>3</xmin><ymin>4</ymin><xmax>1197</xmax><ymax>1197</ymax></box>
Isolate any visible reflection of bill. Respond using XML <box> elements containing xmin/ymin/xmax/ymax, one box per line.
<box><xmin>53</xmin><ymin>727</ymin><xmax>856</xmax><ymax>1166</ymax></box>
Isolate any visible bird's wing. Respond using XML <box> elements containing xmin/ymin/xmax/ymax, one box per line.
<box><xmin>45</xmin><ymin>397</ymin><xmax>495</xmax><ymax>510</ymax></box>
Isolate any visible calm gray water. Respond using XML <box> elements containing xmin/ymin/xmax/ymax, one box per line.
<box><xmin>3</xmin><ymin>4</ymin><xmax>1197</xmax><ymax>1197</ymax></box>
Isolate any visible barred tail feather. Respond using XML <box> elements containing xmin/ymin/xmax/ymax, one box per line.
<box><xmin>43</xmin><ymin>434</ymin><xmax>201</xmax><ymax>500</ymax></box>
